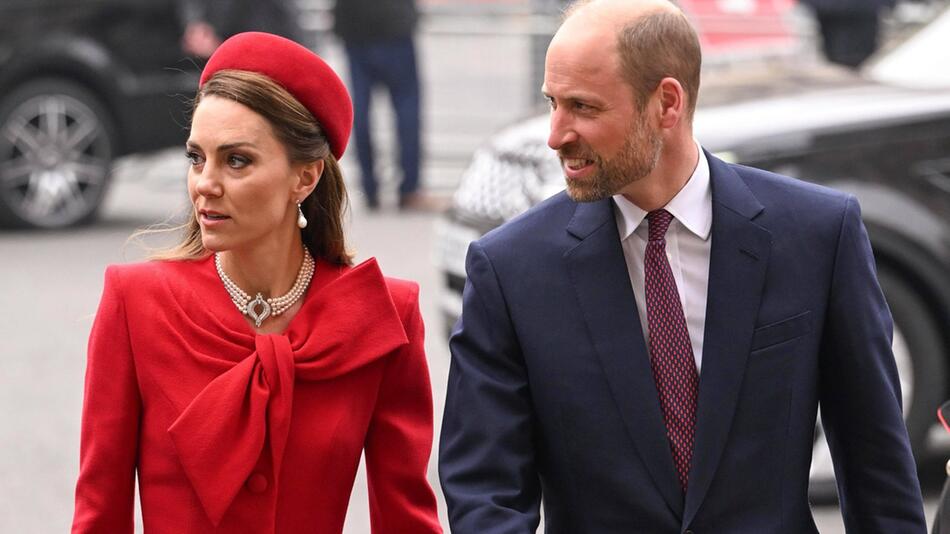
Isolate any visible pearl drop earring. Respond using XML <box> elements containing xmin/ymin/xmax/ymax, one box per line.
<box><xmin>297</xmin><ymin>202</ymin><xmax>308</xmax><ymax>229</ymax></box>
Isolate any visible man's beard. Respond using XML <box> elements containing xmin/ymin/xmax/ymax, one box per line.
<box><xmin>561</xmin><ymin>115</ymin><xmax>663</xmax><ymax>203</ymax></box>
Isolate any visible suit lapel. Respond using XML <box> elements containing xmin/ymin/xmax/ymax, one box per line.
<box><xmin>682</xmin><ymin>154</ymin><xmax>772</xmax><ymax>526</ymax></box>
<box><xmin>564</xmin><ymin>199</ymin><xmax>684</xmax><ymax>518</ymax></box>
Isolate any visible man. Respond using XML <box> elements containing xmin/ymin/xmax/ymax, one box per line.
<box><xmin>178</xmin><ymin>0</ymin><xmax>302</xmax><ymax>58</ymax></box>
<box><xmin>800</xmin><ymin>0</ymin><xmax>897</xmax><ymax>68</ymax></box>
<box><xmin>438</xmin><ymin>0</ymin><xmax>927</xmax><ymax>532</ymax></box>
<box><xmin>333</xmin><ymin>0</ymin><xmax>427</xmax><ymax>211</ymax></box>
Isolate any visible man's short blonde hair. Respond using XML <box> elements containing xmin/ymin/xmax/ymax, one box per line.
<box><xmin>562</xmin><ymin>1</ymin><xmax>703</xmax><ymax>120</ymax></box>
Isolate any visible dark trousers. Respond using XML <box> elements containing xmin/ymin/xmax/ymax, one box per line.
<box><xmin>344</xmin><ymin>37</ymin><xmax>421</xmax><ymax>203</ymax></box>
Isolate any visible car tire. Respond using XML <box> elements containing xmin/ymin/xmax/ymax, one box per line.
<box><xmin>809</xmin><ymin>266</ymin><xmax>947</xmax><ymax>504</ymax></box>
<box><xmin>0</xmin><ymin>78</ymin><xmax>117</xmax><ymax>228</ymax></box>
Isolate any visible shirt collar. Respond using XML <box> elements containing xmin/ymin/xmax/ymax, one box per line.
<box><xmin>612</xmin><ymin>141</ymin><xmax>712</xmax><ymax>241</ymax></box>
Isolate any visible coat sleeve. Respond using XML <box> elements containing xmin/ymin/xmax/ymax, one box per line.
<box><xmin>72</xmin><ymin>266</ymin><xmax>141</xmax><ymax>534</ymax></box>
<box><xmin>438</xmin><ymin>240</ymin><xmax>541</xmax><ymax>534</ymax></box>
<box><xmin>364</xmin><ymin>282</ymin><xmax>442</xmax><ymax>534</ymax></box>
<box><xmin>818</xmin><ymin>196</ymin><xmax>927</xmax><ymax>532</ymax></box>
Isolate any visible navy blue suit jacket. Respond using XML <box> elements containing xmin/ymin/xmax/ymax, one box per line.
<box><xmin>439</xmin><ymin>154</ymin><xmax>926</xmax><ymax>533</ymax></box>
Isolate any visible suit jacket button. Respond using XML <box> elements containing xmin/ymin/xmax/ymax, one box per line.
<box><xmin>945</xmin><ymin>459</ymin><xmax>950</xmax><ymax>476</ymax></box>
<box><xmin>684</xmin><ymin>530</ymin><xmax>694</xmax><ymax>534</ymax></box>
<box><xmin>246</xmin><ymin>472</ymin><xmax>268</xmax><ymax>493</ymax></box>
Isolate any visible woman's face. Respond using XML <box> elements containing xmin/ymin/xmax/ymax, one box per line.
<box><xmin>186</xmin><ymin>95</ymin><xmax>316</xmax><ymax>253</ymax></box>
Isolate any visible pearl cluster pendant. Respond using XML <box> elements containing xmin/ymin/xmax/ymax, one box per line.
<box><xmin>215</xmin><ymin>246</ymin><xmax>315</xmax><ymax>327</ymax></box>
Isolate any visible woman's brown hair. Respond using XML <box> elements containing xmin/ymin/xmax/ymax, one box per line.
<box><xmin>145</xmin><ymin>69</ymin><xmax>353</xmax><ymax>265</ymax></box>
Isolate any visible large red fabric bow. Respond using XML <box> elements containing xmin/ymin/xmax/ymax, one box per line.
<box><xmin>167</xmin><ymin>260</ymin><xmax>408</xmax><ymax>526</ymax></box>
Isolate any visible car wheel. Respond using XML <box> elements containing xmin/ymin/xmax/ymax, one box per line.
<box><xmin>0</xmin><ymin>78</ymin><xmax>117</xmax><ymax>228</ymax></box>
<box><xmin>809</xmin><ymin>266</ymin><xmax>946</xmax><ymax>503</ymax></box>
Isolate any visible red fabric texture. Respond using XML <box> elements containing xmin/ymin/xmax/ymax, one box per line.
<box><xmin>645</xmin><ymin>209</ymin><xmax>699</xmax><ymax>492</ymax></box>
<box><xmin>200</xmin><ymin>32</ymin><xmax>354</xmax><ymax>160</ymax></box>
<box><xmin>72</xmin><ymin>256</ymin><xmax>441</xmax><ymax>533</ymax></box>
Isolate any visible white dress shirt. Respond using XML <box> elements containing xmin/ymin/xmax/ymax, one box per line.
<box><xmin>612</xmin><ymin>144</ymin><xmax>712</xmax><ymax>372</ymax></box>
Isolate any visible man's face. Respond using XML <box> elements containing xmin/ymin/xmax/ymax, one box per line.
<box><xmin>543</xmin><ymin>28</ymin><xmax>663</xmax><ymax>202</ymax></box>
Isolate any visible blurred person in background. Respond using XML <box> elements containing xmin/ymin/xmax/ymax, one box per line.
<box><xmin>178</xmin><ymin>0</ymin><xmax>302</xmax><ymax>57</ymax></box>
<box><xmin>333</xmin><ymin>0</ymin><xmax>429</xmax><ymax>211</ymax></box>
<box><xmin>933</xmin><ymin>401</ymin><xmax>950</xmax><ymax>534</ymax></box>
<box><xmin>71</xmin><ymin>32</ymin><xmax>442</xmax><ymax>533</ymax></box>
<box><xmin>800</xmin><ymin>0</ymin><xmax>897</xmax><ymax>67</ymax></box>
<box><xmin>439</xmin><ymin>0</ymin><xmax>927</xmax><ymax>532</ymax></box>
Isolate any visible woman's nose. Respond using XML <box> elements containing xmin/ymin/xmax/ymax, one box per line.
<box><xmin>193</xmin><ymin>166</ymin><xmax>223</xmax><ymax>198</ymax></box>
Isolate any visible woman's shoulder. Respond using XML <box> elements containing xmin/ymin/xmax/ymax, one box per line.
<box><xmin>383</xmin><ymin>276</ymin><xmax>420</xmax><ymax>307</ymax></box>
<box><xmin>105</xmin><ymin>256</ymin><xmax>208</xmax><ymax>280</ymax></box>
<box><xmin>333</xmin><ymin>258</ymin><xmax>420</xmax><ymax>321</ymax></box>
<box><xmin>331</xmin><ymin>258</ymin><xmax>419</xmax><ymax>303</ymax></box>
<box><xmin>102</xmin><ymin>257</ymin><xmax>213</xmax><ymax>296</ymax></box>
<box><xmin>382</xmin><ymin>275</ymin><xmax>421</xmax><ymax>327</ymax></box>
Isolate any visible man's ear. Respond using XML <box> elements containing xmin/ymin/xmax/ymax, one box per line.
<box><xmin>293</xmin><ymin>159</ymin><xmax>324</xmax><ymax>200</ymax></box>
<box><xmin>655</xmin><ymin>77</ymin><xmax>687</xmax><ymax>129</ymax></box>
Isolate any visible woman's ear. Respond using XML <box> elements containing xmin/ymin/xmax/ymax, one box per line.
<box><xmin>293</xmin><ymin>159</ymin><xmax>324</xmax><ymax>200</ymax></box>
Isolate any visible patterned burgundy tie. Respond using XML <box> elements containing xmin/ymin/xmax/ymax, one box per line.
<box><xmin>644</xmin><ymin>209</ymin><xmax>699</xmax><ymax>492</ymax></box>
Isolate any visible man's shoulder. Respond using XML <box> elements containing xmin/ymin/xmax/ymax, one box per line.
<box><xmin>726</xmin><ymin>161</ymin><xmax>852</xmax><ymax>216</ymax></box>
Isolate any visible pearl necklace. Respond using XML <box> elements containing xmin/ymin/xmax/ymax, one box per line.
<box><xmin>215</xmin><ymin>247</ymin><xmax>315</xmax><ymax>327</ymax></box>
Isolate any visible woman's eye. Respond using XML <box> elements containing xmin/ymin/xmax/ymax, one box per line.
<box><xmin>228</xmin><ymin>154</ymin><xmax>250</xmax><ymax>168</ymax></box>
<box><xmin>185</xmin><ymin>151</ymin><xmax>203</xmax><ymax>166</ymax></box>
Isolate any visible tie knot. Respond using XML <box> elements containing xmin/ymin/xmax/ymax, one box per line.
<box><xmin>647</xmin><ymin>209</ymin><xmax>673</xmax><ymax>242</ymax></box>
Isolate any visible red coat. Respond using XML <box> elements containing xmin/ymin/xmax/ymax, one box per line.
<box><xmin>72</xmin><ymin>256</ymin><xmax>442</xmax><ymax>533</ymax></box>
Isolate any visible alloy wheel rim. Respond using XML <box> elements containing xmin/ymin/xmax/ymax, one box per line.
<box><xmin>0</xmin><ymin>93</ymin><xmax>111</xmax><ymax>227</ymax></box>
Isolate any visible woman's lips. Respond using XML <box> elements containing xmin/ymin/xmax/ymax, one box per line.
<box><xmin>199</xmin><ymin>211</ymin><xmax>231</xmax><ymax>226</ymax></box>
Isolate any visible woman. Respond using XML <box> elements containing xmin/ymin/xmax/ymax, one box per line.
<box><xmin>72</xmin><ymin>32</ymin><xmax>442</xmax><ymax>533</ymax></box>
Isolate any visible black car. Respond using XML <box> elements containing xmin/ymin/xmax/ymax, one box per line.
<box><xmin>0</xmin><ymin>0</ymin><xmax>198</xmax><ymax>228</ymax></box>
<box><xmin>436</xmin><ymin>8</ymin><xmax>950</xmax><ymax>499</ymax></box>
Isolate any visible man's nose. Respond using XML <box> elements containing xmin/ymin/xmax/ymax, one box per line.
<box><xmin>547</xmin><ymin>109</ymin><xmax>578</xmax><ymax>151</ymax></box>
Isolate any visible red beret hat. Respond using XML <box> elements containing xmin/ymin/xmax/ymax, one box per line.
<box><xmin>199</xmin><ymin>32</ymin><xmax>353</xmax><ymax>160</ymax></box>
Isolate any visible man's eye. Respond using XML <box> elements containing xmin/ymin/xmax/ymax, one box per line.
<box><xmin>545</xmin><ymin>96</ymin><xmax>556</xmax><ymax>110</ymax></box>
<box><xmin>185</xmin><ymin>151</ymin><xmax>203</xmax><ymax>166</ymax></box>
<box><xmin>228</xmin><ymin>154</ymin><xmax>250</xmax><ymax>168</ymax></box>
